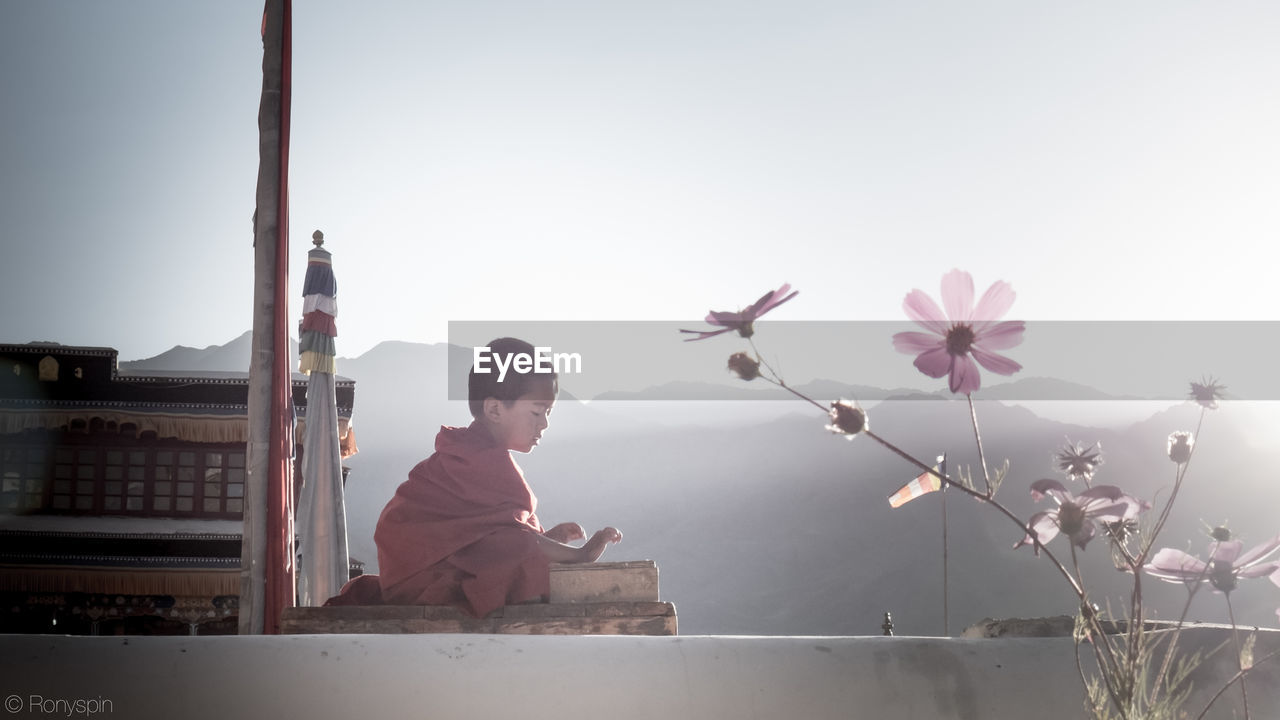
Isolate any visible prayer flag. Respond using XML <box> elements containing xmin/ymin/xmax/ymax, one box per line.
<box><xmin>296</xmin><ymin>235</ymin><xmax>351</xmax><ymax>608</ymax></box>
<box><xmin>889</xmin><ymin>463</ymin><xmax>942</xmax><ymax>508</ymax></box>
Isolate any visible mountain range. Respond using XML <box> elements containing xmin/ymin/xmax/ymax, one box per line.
<box><xmin>124</xmin><ymin>333</ymin><xmax>1280</xmax><ymax>636</ymax></box>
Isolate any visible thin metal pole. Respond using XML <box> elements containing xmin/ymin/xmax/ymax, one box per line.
<box><xmin>941</xmin><ymin>453</ymin><xmax>949</xmax><ymax>636</ymax></box>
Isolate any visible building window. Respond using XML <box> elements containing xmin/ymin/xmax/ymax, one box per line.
<box><xmin>199</xmin><ymin>451</ymin><xmax>246</xmax><ymax>514</ymax></box>
<box><xmin>1</xmin><ymin>447</ymin><xmax>22</xmax><ymax>512</ymax></box>
<box><xmin>38</xmin><ymin>356</ymin><xmax>59</xmax><ymax>381</ymax></box>
<box><xmin>1</xmin><ymin>440</ymin><xmax>244</xmax><ymax>519</ymax></box>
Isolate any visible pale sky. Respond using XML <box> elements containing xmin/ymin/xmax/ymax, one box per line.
<box><xmin>2</xmin><ymin>1</ymin><xmax>1277</xmax><ymax>363</ymax></box>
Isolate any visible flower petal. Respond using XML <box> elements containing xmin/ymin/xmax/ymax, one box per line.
<box><xmin>972</xmin><ymin>280</ymin><xmax>1015</xmax><ymax>326</ymax></box>
<box><xmin>706</xmin><ymin>310</ymin><xmax>746</xmax><ymax>326</ymax></box>
<box><xmin>941</xmin><ymin>269</ymin><xmax>975</xmax><ymax>322</ymax></box>
<box><xmin>1076</xmin><ymin>485</ymin><xmax>1126</xmax><ymax>502</ymax></box>
<box><xmin>1081</xmin><ymin>501</ymin><xmax>1137</xmax><ymax>524</ymax></box>
<box><xmin>973</xmin><ymin>320</ymin><xmax>1025</xmax><ymax>350</ymax></box>
<box><xmin>679</xmin><ymin>327</ymin><xmax>735</xmax><ymax>342</ymax></box>
<box><xmin>1072</xmin><ymin>522</ymin><xmax>1098</xmax><ymax>550</ymax></box>
<box><xmin>948</xmin><ymin>353</ymin><xmax>981</xmax><ymax>394</ymax></box>
<box><xmin>1145</xmin><ymin>548</ymin><xmax>1208</xmax><ymax>582</ymax></box>
<box><xmin>1030</xmin><ymin>478</ymin><xmax>1070</xmax><ymax>504</ymax></box>
<box><xmin>1031</xmin><ymin>511</ymin><xmax>1061</xmax><ymax>542</ymax></box>
<box><xmin>748</xmin><ymin>284</ymin><xmax>798</xmax><ymax>318</ymax></box>
<box><xmin>903</xmin><ymin>289</ymin><xmax>948</xmax><ymax>335</ymax></box>
<box><xmin>1211</xmin><ymin>540</ymin><xmax>1243</xmax><ymax>565</ymax></box>
<box><xmin>913</xmin><ymin>345</ymin><xmax>952</xmax><ymax>379</ymax></box>
<box><xmin>1234</xmin><ymin>533</ymin><xmax>1280</xmax><ymax>569</ymax></box>
<box><xmin>970</xmin><ymin>346</ymin><xmax>1022</xmax><ymax>376</ymax></box>
<box><xmin>1237</xmin><ymin>561</ymin><xmax>1280</xmax><ymax>579</ymax></box>
<box><xmin>1014</xmin><ymin>510</ymin><xmax>1062</xmax><ymax>550</ymax></box>
<box><xmin>893</xmin><ymin>331</ymin><xmax>945</xmax><ymax>355</ymax></box>
<box><xmin>1076</xmin><ymin>486</ymin><xmax>1143</xmax><ymax>519</ymax></box>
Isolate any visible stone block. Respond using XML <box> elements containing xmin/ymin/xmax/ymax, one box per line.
<box><xmin>549</xmin><ymin>560</ymin><xmax>660</xmax><ymax>604</ymax></box>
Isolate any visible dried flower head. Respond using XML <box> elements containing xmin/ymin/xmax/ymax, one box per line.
<box><xmin>1189</xmin><ymin>376</ymin><xmax>1227</xmax><ymax>410</ymax></box>
<box><xmin>826</xmin><ymin>399</ymin><xmax>868</xmax><ymax>438</ymax></box>
<box><xmin>1103</xmin><ymin>518</ymin><xmax>1139</xmax><ymax>545</ymax></box>
<box><xmin>1167</xmin><ymin>432</ymin><xmax>1194</xmax><ymax>465</ymax></box>
<box><xmin>1104</xmin><ymin>515</ymin><xmax>1147</xmax><ymax>571</ymax></box>
<box><xmin>1056</xmin><ymin>441</ymin><xmax>1103</xmax><ymax>484</ymax></box>
<box><xmin>726</xmin><ymin>352</ymin><xmax>761</xmax><ymax>381</ymax></box>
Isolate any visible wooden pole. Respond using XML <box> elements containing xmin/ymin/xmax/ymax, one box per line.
<box><xmin>242</xmin><ymin>0</ymin><xmax>294</xmax><ymax>635</ymax></box>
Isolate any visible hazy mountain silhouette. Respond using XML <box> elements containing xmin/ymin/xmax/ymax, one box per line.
<box><xmin>130</xmin><ymin>335</ymin><xmax>1280</xmax><ymax>636</ymax></box>
<box><xmin>120</xmin><ymin>331</ymin><xmax>300</xmax><ymax>374</ymax></box>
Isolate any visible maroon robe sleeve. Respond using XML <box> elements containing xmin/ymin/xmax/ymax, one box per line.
<box><xmin>374</xmin><ymin>422</ymin><xmax>550</xmax><ymax>617</ymax></box>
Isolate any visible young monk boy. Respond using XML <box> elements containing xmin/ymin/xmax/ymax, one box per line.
<box><xmin>372</xmin><ymin>337</ymin><xmax>622</xmax><ymax>617</ymax></box>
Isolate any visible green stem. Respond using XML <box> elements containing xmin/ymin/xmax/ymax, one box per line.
<box><xmin>966</xmin><ymin>393</ymin><xmax>992</xmax><ymax>494</ymax></box>
<box><xmin>762</xmin><ymin>376</ymin><xmax>828</xmax><ymax>413</ymax></box>
<box><xmin>1225</xmin><ymin>593</ymin><xmax>1251</xmax><ymax>719</ymax></box>
<box><xmin>1139</xmin><ymin>407</ymin><xmax>1204</xmax><ymax>564</ymax></box>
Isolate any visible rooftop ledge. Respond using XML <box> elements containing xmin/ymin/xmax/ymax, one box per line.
<box><xmin>4</xmin><ymin>627</ymin><xmax>1276</xmax><ymax>720</ymax></box>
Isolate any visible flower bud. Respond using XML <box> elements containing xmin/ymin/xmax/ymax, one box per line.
<box><xmin>826</xmin><ymin>399</ymin><xmax>868</xmax><ymax>438</ymax></box>
<box><xmin>1167</xmin><ymin>432</ymin><xmax>1194</xmax><ymax>464</ymax></box>
<box><xmin>726</xmin><ymin>352</ymin><xmax>761</xmax><ymax>381</ymax></box>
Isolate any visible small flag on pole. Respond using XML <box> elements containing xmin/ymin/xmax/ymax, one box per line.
<box><xmin>889</xmin><ymin>458</ymin><xmax>944</xmax><ymax>508</ymax></box>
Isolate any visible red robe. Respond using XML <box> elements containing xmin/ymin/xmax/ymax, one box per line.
<box><xmin>372</xmin><ymin>421</ymin><xmax>550</xmax><ymax>617</ymax></box>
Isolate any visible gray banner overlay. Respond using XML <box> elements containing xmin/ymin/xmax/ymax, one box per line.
<box><xmin>448</xmin><ymin>321</ymin><xmax>1279</xmax><ymax>402</ymax></box>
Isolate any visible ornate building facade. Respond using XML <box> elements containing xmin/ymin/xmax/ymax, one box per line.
<box><xmin>0</xmin><ymin>342</ymin><xmax>355</xmax><ymax>635</ymax></box>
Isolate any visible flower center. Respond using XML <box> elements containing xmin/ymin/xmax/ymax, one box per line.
<box><xmin>1209</xmin><ymin>559</ymin><xmax>1237</xmax><ymax>593</ymax></box>
<box><xmin>946</xmin><ymin>323</ymin><xmax>975</xmax><ymax>356</ymax></box>
<box><xmin>1057</xmin><ymin>502</ymin><xmax>1085</xmax><ymax>537</ymax></box>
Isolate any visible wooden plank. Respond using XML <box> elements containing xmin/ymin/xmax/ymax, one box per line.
<box><xmin>281</xmin><ymin>616</ymin><xmax>494</xmax><ymax>634</ymax></box>
<box><xmin>549</xmin><ymin>560</ymin><xmax>660</xmax><ymax>603</ymax></box>
<box><xmin>492</xmin><ymin>614</ymin><xmax>676</xmax><ymax>636</ymax></box>
<box><xmin>285</xmin><ymin>605</ymin><xmax>429</xmax><ymax>621</ymax></box>
<box><xmin>585</xmin><ymin>601</ymin><xmax>674</xmax><ymax>618</ymax></box>
<box><xmin>280</xmin><ymin>601</ymin><xmax>677</xmax><ymax>636</ymax></box>
<box><xmin>502</xmin><ymin>601</ymin><xmax>674</xmax><ymax>620</ymax></box>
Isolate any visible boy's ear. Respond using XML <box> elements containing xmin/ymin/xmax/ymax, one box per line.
<box><xmin>482</xmin><ymin>396</ymin><xmax>504</xmax><ymax>422</ymax></box>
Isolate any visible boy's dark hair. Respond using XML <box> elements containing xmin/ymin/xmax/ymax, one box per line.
<box><xmin>468</xmin><ymin>337</ymin><xmax>559</xmax><ymax>419</ymax></box>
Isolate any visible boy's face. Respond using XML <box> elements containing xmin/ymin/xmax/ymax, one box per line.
<box><xmin>484</xmin><ymin>378</ymin><xmax>557</xmax><ymax>453</ymax></box>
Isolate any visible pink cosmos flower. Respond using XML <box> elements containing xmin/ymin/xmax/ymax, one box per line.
<box><xmin>892</xmin><ymin>269</ymin><xmax>1024</xmax><ymax>394</ymax></box>
<box><xmin>1145</xmin><ymin>533</ymin><xmax>1280</xmax><ymax>594</ymax></box>
<box><xmin>681</xmin><ymin>284</ymin><xmax>799</xmax><ymax>341</ymax></box>
<box><xmin>1013</xmin><ymin>478</ymin><xmax>1146</xmax><ymax>553</ymax></box>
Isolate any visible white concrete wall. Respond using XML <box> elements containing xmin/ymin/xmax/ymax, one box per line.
<box><xmin>0</xmin><ymin>630</ymin><xmax>1275</xmax><ymax>720</ymax></box>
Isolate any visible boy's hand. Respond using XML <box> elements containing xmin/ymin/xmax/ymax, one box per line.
<box><xmin>578</xmin><ymin>527</ymin><xmax>623</xmax><ymax>563</ymax></box>
<box><xmin>545</xmin><ymin>522</ymin><xmax>586</xmax><ymax>543</ymax></box>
